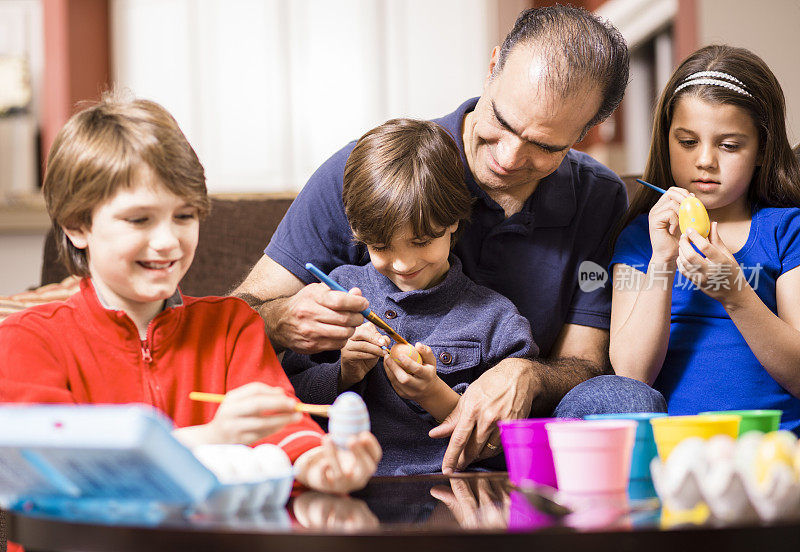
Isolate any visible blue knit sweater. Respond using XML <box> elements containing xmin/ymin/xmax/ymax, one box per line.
<box><xmin>282</xmin><ymin>256</ymin><xmax>537</xmax><ymax>475</ymax></box>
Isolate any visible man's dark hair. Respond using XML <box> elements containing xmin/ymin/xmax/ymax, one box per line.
<box><xmin>494</xmin><ymin>4</ymin><xmax>629</xmax><ymax>135</ymax></box>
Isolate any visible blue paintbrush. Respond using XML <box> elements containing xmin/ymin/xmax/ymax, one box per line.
<box><xmin>635</xmin><ymin>178</ymin><xmax>666</xmax><ymax>195</ymax></box>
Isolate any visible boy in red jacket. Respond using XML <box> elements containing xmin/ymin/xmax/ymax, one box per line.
<box><xmin>0</xmin><ymin>92</ymin><xmax>380</xmax><ymax>495</ymax></box>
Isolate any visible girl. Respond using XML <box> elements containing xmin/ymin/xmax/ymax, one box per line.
<box><xmin>609</xmin><ymin>45</ymin><xmax>800</xmax><ymax>431</ymax></box>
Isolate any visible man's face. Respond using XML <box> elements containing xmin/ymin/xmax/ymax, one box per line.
<box><xmin>464</xmin><ymin>45</ymin><xmax>602</xmax><ymax>195</ymax></box>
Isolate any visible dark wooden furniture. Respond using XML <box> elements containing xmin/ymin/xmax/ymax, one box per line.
<box><xmin>7</xmin><ymin>473</ymin><xmax>800</xmax><ymax>552</ymax></box>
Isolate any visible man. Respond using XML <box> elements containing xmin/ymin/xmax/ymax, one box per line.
<box><xmin>234</xmin><ymin>5</ymin><xmax>665</xmax><ymax>473</ymax></box>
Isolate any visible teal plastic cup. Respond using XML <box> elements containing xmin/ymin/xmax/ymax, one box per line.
<box><xmin>699</xmin><ymin>409</ymin><xmax>781</xmax><ymax>435</ymax></box>
<box><xmin>584</xmin><ymin>412</ymin><xmax>667</xmax><ymax>483</ymax></box>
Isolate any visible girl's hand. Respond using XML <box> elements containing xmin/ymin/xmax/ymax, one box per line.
<box><xmin>205</xmin><ymin>382</ymin><xmax>301</xmax><ymax>444</ymax></box>
<box><xmin>677</xmin><ymin>222</ymin><xmax>745</xmax><ymax>304</ymax></box>
<box><xmin>648</xmin><ymin>186</ymin><xmax>691</xmax><ymax>265</ymax></box>
<box><xmin>382</xmin><ymin>343</ymin><xmax>441</xmax><ymax>402</ymax></box>
<box><xmin>339</xmin><ymin>321</ymin><xmax>389</xmax><ymax>390</ymax></box>
<box><xmin>294</xmin><ymin>432</ymin><xmax>382</xmax><ymax>494</ymax></box>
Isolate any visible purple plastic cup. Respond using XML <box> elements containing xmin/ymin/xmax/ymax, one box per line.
<box><xmin>498</xmin><ymin>418</ymin><xmax>576</xmax><ymax>488</ymax></box>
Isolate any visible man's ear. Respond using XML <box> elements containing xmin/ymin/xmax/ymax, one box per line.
<box><xmin>62</xmin><ymin>225</ymin><xmax>89</xmax><ymax>250</ymax></box>
<box><xmin>485</xmin><ymin>45</ymin><xmax>501</xmax><ymax>86</ymax></box>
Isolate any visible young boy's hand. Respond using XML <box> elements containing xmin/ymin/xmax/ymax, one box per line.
<box><xmin>383</xmin><ymin>343</ymin><xmax>459</xmax><ymax>422</ymax></box>
<box><xmin>339</xmin><ymin>321</ymin><xmax>389</xmax><ymax>391</ymax></box>
<box><xmin>293</xmin><ymin>432</ymin><xmax>382</xmax><ymax>494</ymax></box>
<box><xmin>383</xmin><ymin>343</ymin><xmax>440</xmax><ymax>401</ymax></box>
<box><xmin>205</xmin><ymin>382</ymin><xmax>301</xmax><ymax>444</ymax></box>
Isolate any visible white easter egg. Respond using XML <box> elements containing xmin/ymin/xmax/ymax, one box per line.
<box><xmin>252</xmin><ymin>444</ymin><xmax>292</xmax><ymax>478</ymax></box>
<box><xmin>193</xmin><ymin>444</ymin><xmax>251</xmax><ymax>483</ymax></box>
<box><xmin>665</xmin><ymin>437</ymin><xmax>708</xmax><ymax>482</ymax></box>
<box><xmin>328</xmin><ymin>391</ymin><xmax>370</xmax><ymax>448</ymax></box>
<box><xmin>706</xmin><ymin>434</ymin><xmax>736</xmax><ymax>463</ymax></box>
<box><xmin>734</xmin><ymin>431</ymin><xmax>764</xmax><ymax>475</ymax></box>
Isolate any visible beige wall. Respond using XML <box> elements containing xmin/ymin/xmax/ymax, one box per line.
<box><xmin>698</xmin><ymin>0</ymin><xmax>800</xmax><ymax>146</ymax></box>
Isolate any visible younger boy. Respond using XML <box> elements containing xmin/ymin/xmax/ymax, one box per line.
<box><xmin>283</xmin><ymin>118</ymin><xmax>537</xmax><ymax>475</ymax></box>
<box><xmin>0</xmin><ymin>92</ymin><xmax>380</xmax><ymax>494</ymax></box>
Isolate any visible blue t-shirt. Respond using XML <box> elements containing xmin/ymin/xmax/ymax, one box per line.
<box><xmin>266</xmin><ymin>98</ymin><xmax>628</xmax><ymax>356</ymax></box>
<box><xmin>282</xmin><ymin>256</ymin><xmax>536</xmax><ymax>475</ymax></box>
<box><xmin>611</xmin><ymin>206</ymin><xmax>800</xmax><ymax>431</ymax></box>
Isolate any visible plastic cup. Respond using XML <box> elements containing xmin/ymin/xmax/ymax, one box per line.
<box><xmin>545</xmin><ymin>420</ymin><xmax>637</xmax><ymax>494</ymax></box>
<box><xmin>498</xmin><ymin>418</ymin><xmax>562</xmax><ymax>488</ymax></box>
<box><xmin>585</xmin><ymin>413</ymin><xmax>667</xmax><ymax>483</ymax></box>
<box><xmin>699</xmin><ymin>409</ymin><xmax>781</xmax><ymax>435</ymax></box>
<box><xmin>650</xmin><ymin>414</ymin><xmax>740</xmax><ymax>461</ymax></box>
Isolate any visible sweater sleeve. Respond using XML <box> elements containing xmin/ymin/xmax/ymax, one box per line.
<box><xmin>282</xmin><ymin>350</ymin><xmax>343</xmax><ymax>406</ymax></box>
<box><xmin>484</xmin><ymin>303</ymin><xmax>539</xmax><ymax>366</ymax></box>
<box><xmin>224</xmin><ymin>304</ymin><xmax>323</xmax><ymax>463</ymax></box>
<box><xmin>0</xmin><ymin>318</ymin><xmax>76</xmax><ymax>404</ymax></box>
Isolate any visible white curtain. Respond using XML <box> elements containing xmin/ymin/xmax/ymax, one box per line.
<box><xmin>111</xmin><ymin>0</ymin><xmax>496</xmax><ymax>194</ymax></box>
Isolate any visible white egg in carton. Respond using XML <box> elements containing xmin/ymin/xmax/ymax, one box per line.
<box><xmin>650</xmin><ymin>432</ymin><xmax>800</xmax><ymax>522</ymax></box>
<box><xmin>191</xmin><ymin>443</ymin><xmax>294</xmax><ymax>516</ymax></box>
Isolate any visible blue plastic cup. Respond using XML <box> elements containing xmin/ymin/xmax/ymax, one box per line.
<box><xmin>584</xmin><ymin>412</ymin><xmax>667</xmax><ymax>484</ymax></box>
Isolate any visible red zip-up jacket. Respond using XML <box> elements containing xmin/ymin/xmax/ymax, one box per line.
<box><xmin>0</xmin><ymin>278</ymin><xmax>323</xmax><ymax>461</ymax></box>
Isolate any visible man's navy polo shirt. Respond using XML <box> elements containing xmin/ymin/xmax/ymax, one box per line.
<box><xmin>266</xmin><ymin>98</ymin><xmax>627</xmax><ymax>357</ymax></box>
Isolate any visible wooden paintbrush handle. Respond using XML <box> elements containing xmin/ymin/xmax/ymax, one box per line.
<box><xmin>190</xmin><ymin>391</ymin><xmax>329</xmax><ymax>417</ymax></box>
<box><xmin>366</xmin><ymin>312</ymin><xmax>410</xmax><ymax>345</ymax></box>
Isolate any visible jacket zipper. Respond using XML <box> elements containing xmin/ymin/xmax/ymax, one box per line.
<box><xmin>141</xmin><ymin>340</ymin><xmax>153</xmax><ymax>364</ymax></box>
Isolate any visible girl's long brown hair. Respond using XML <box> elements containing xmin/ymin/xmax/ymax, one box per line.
<box><xmin>617</xmin><ymin>44</ymin><xmax>800</xmax><ymax>238</ymax></box>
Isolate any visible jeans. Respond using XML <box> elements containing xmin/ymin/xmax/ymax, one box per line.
<box><xmin>552</xmin><ymin>375</ymin><xmax>667</xmax><ymax>418</ymax></box>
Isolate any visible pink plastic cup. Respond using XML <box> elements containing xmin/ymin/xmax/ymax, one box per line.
<box><xmin>498</xmin><ymin>418</ymin><xmax>576</xmax><ymax>488</ymax></box>
<box><xmin>545</xmin><ymin>420</ymin><xmax>637</xmax><ymax>494</ymax></box>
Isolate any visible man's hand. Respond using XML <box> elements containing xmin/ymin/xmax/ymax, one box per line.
<box><xmin>232</xmin><ymin>255</ymin><xmax>369</xmax><ymax>354</ymax></box>
<box><xmin>429</xmin><ymin>358</ymin><xmax>537</xmax><ymax>473</ymax></box>
<box><xmin>429</xmin><ymin>477</ymin><xmax>509</xmax><ymax>529</ymax></box>
<box><xmin>282</xmin><ymin>284</ymin><xmax>369</xmax><ymax>354</ymax></box>
<box><xmin>428</xmin><ymin>324</ymin><xmax>610</xmax><ymax>473</ymax></box>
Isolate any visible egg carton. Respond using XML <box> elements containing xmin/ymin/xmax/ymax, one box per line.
<box><xmin>191</xmin><ymin>443</ymin><xmax>294</xmax><ymax>517</ymax></box>
<box><xmin>650</xmin><ymin>433</ymin><xmax>800</xmax><ymax>523</ymax></box>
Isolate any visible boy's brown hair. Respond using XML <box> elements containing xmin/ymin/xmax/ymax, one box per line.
<box><xmin>342</xmin><ymin>118</ymin><xmax>472</xmax><ymax>247</ymax></box>
<box><xmin>43</xmin><ymin>90</ymin><xmax>210</xmax><ymax>276</ymax></box>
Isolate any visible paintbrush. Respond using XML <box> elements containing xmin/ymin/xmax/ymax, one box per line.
<box><xmin>189</xmin><ymin>391</ymin><xmax>330</xmax><ymax>417</ymax></box>
<box><xmin>304</xmin><ymin>262</ymin><xmax>411</xmax><ymax>347</ymax></box>
<box><xmin>635</xmin><ymin>178</ymin><xmax>666</xmax><ymax>195</ymax></box>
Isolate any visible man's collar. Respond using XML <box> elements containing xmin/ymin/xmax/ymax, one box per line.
<box><xmin>529</xmin><ymin>153</ymin><xmax>577</xmax><ymax>228</ymax></box>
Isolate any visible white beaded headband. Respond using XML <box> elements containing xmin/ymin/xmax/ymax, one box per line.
<box><xmin>674</xmin><ymin>70</ymin><xmax>753</xmax><ymax>98</ymax></box>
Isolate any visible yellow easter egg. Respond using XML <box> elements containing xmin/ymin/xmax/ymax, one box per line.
<box><xmin>793</xmin><ymin>440</ymin><xmax>800</xmax><ymax>474</ymax></box>
<box><xmin>754</xmin><ymin>431</ymin><xmax>796</xmax><ymax>487</ymax></box>
<box><xmin>390</xmin><ymin>343</ymin><xmax>422</xmax><ymax>364</ymax></box>
<box><xmin>678</xmin><ymin>196</ymin><xmax>710</xmax><ymax>238</ymax></box>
